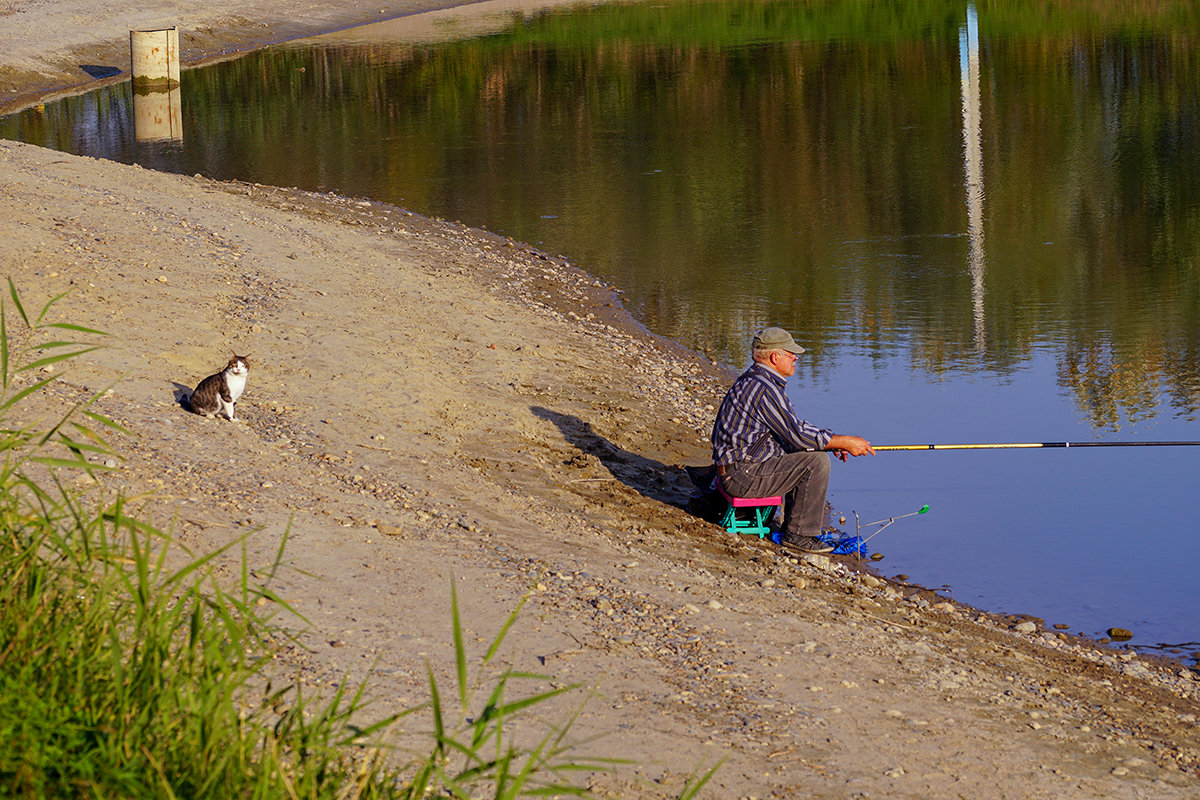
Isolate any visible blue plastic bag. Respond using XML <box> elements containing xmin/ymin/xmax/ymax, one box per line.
<box><xmin>820</xmin><ymin>533</ymin><xmax>868</xmax><ymax>556</ymax></box>
<box><xmin>770</xmin><ymin>531</ymin><xmax>868</xmax><ymax>556</ymax></box>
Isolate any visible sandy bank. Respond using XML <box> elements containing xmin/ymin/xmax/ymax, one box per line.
<box><xmin>1</xmin><ymin>1</ymin><xmax>1200</xmax><ymax>796</ymax></box>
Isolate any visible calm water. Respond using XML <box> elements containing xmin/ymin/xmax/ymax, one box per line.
<box><xmin>5</xmin><ymin>0</ymin><xmax>1200</xmax><ymax>653</ymax></box>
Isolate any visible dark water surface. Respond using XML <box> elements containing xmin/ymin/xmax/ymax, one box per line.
<box><xmin>5</xmin><ymin>0</ymin><xmax>1200</xmax><ymax>654</ymax></box>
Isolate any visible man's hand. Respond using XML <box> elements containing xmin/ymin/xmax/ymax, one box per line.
<box><xmin>826</xmin><ymin>435</ymin><xmax>875</xmax><ymax>461</ymax></box>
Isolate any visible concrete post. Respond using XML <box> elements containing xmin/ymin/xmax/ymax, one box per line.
<box><xmin>130</xmin><ymin>27</ymin><xmax>180</xmax><ymax>90</ymax></box>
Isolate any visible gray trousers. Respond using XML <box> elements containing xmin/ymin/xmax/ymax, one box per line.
<box><xmin>718</xmin><ymin>451</ymin><xmax>831</xmax><ymax>540</ymax></box>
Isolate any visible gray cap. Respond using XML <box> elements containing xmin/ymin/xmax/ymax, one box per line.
<box><xmin>752</xmin><ymin>326</ymin><xmax>806</xmax><ymax>355</ymax></box>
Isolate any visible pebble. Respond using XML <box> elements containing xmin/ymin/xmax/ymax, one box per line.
<box><xmin>705</xmin><ymin>599</ymin><xmax>722</xmax><ymax>610</ymax></box>
<box><xmin>1014</xmin><ymin>621</ymin><xmax>1037</xmax><ymax>634</ymax></box>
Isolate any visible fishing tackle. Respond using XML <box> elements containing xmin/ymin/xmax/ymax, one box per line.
<box><xmin>853</xmin><ymin>504</ymin><xmax>930</xmax><ymax>547</ymax></box>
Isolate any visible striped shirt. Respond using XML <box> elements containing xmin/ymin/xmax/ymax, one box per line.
<box><xmin>711</xmin><ymin>363</ymin><xmax>833</xmax><ymax>465</ymax></box>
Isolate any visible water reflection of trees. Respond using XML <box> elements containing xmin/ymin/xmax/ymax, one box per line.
<box><xmin>3</xmin><ymin>0</ymin><xmax>1197</xmax><ymax>428</ymax></box>
<box><xmin>202</xmin><ymin>11</ymin><xmax>1200</xmax><ymax>427</ymax></box>
<box><xmin>1059</xmin><ymin>344</ymin><xmax>1171</xmax><ymax>430</ymax></box>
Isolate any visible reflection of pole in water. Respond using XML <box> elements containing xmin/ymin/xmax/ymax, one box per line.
<box><xmin>960</xmin><ymin>3</ymin><xmax>984</xmax><ymax>350</ymax></box>
<box><xmin>133</xmin><ymin>86</ymin><xmax>183</xmax><ymax>142</ymax></box>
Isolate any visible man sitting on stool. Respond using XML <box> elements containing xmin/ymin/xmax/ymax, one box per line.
<box><xmin>711</xmin><ymin>327</ymin><xmax>874</xmax><ymax>554</ymax></box>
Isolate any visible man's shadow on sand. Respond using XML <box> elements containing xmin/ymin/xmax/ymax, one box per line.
<box><xmin>531</xmin><ymin>406</ymin><xmax>695</xmax><ymax>509</ymax></box>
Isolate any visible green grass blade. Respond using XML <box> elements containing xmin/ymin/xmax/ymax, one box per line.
<box><xmin>44</xmin><ymin>321</ymin><xmax>110</xmax><ymax>336</ymax></box>
<box><xmin>19</xmin><ymin>347</ymin><xmax>100</xmax><ymax>372</ymax></box>
<box><xmin>675</xmin><ymin>757</ymin><xmax>726</xmax><ymax>799</ymax></box>
<box><xmin>0</xmin><ymin>375</ymin><xmax>59</xmax><ymax>411</ymax></box>
<box><xmin>67</xmin><ymin>421</ymin><xmax>120</xmax><ymax>451</ymax></box>
<box><xmin>50</xmin><ymin>431</ymin><xmax>110</xmax><ymax>455</ymax></box>
<box><xmin>7</xmin><ymin>278</ymin><xmax>29</xmax><ymax>326</ymax></box>
<box><xmin>489</xmin><ymin>684</ymin><xmax>578</xmax><ymax>719</ymax></box>
<box><xmin>426</xmin><ymin>661</ymin><xmax>446</xmax><ymax>758</ymax></box>
<box><xmin>451</xmin><ymin>579</ymin><xmax>468</xmax><ymax>708</ymax></box>
<box><xmin>483</xmin><ymin>592</ymin><xmax>528</xmax><ymax>664</ymax></box>
<box><xmin>469</xmin><ymin>677</ymin><xmax>510</xmax><ymax>751</ymax></box>
<box><xmin>491</xmin><ymin>670</ymin><xmax>557</xmax><ymax>681</ymax></box>
<box><xmin>32</xmin><ymin>288</ymin><xmax>72</xmax><ymax>325</ymax></box>
<box><xmin>80</xmin><ymin>409</ymin><xmax>128</xmax><ymax>436</ymax></box>
<box><xmin>29</xmin><ymin>456</ymin><xmax>108</xmax><ymax>471</ymax></box>
<box><xmin>1</xmin><ymin>301</ymin><xmax>8</xmax><ymax>391</ymax></box>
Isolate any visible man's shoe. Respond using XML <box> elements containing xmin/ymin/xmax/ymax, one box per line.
<box><xmin>779</xmin><ymin>535</ymin><xmax>834</xmax><ymax>555</ymax></box>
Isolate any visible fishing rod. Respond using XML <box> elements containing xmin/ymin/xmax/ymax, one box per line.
<box><xmin>874</xmin><ymin>440</ymin><xmax>1200</xmax><ymax>452</ymax></box>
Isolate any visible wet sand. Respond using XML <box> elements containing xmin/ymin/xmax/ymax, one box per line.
<box><xmin>2</xmin><ymin>1</ymin><xmax>1199</xmax><ymax>796</ymax></box>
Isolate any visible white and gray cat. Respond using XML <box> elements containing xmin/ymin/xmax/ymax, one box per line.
<box><xmin>188</xmin><ymin>355</ymin><xmax>250</xmax><ymax>420</ymax></box>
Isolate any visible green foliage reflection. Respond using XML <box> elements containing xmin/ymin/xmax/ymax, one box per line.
<box><xmin>2</xmin><ymin>0</ymin><xmax>1198</xmax><ymax>429</ymax></box>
